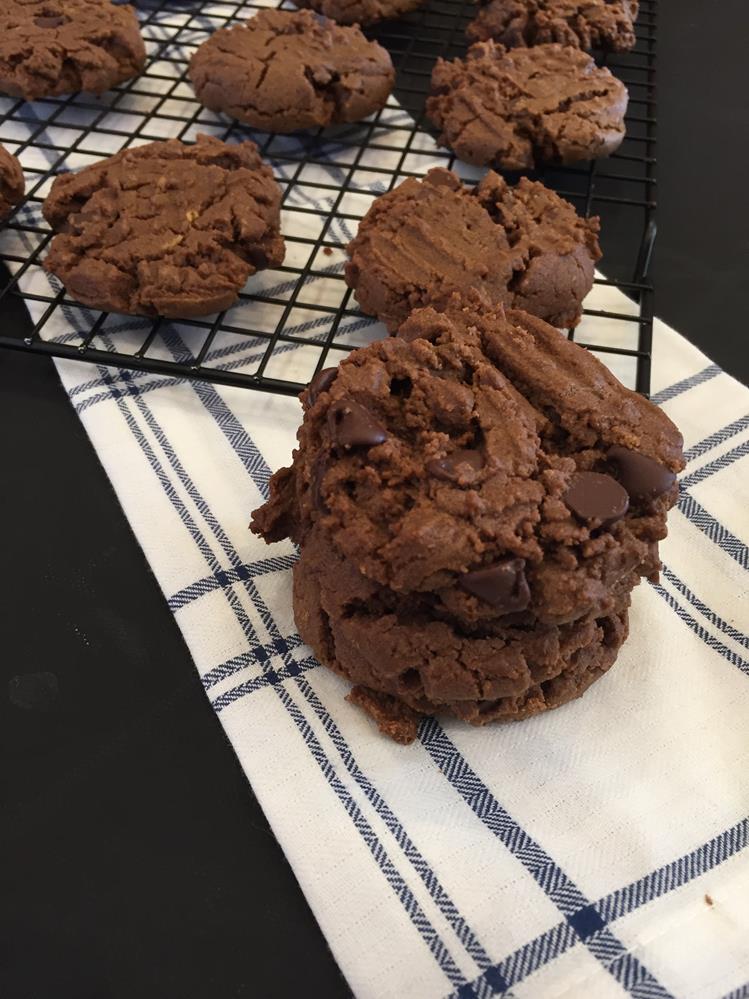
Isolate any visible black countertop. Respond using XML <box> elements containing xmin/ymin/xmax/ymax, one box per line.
<box><xmin>2</xmin><ymin>2</ymin><xmax>747</xmax><ymax>996</ymax></box>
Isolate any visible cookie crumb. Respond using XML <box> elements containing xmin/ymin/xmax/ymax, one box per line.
<box><xmin>323</xmin><ymin>247</ymin><xmax>333</xmax><ymax>256</ymax></box>
<box><xmin>704</xmin><ymin>894</ymin><xmax>714</xmax><ymax>907</ymax></box>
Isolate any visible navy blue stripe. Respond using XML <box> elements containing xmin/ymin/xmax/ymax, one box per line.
<box><xmin>684</xmin><ymin>414</ymin><xmax>749</xmax><ymax>464</ymax></box>
<box><xmin>678</xmin><ymin>493</ymin><xmax>749</xmax><ymax>572</ymax></box>
<box><xmin>598</xmin><ymin>817</ymin><xmax>749</xmax><ymax>924</ymax></box>
<box><xmin>652</xmin><ymin>582</ymin><xmax>749</xmax><ymax>676</ymax></box>
<box><xmin>721</xmin><ymin>983</ymin><xmax>749</xmax><ymax>999</ymax></box>
<box><xmin>651</xmin><ymin>364</ymin><xmax>721</xmax><ymax>405</ymax></box>
<box><xmin>661</xmin><ymin>566</ymin><xmax>749</xmax><ymax>650</ymax></box>
<box><xmin>420</xmin><ymin>719</ymin><xmax>673</xmax><ymax>999</ymax></box>
<box><xmin>169</xmin><ymin>553</ymin><xmax>298</xmax><ymax>612</ymax></box>
<box><xmin>681</xmin><ymin>436</ymin><xmax>749</xmax><ymax>490</ymax></box>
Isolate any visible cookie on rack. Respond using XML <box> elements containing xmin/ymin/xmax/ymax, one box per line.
<box><xmin>251</xmin><ymin>291</ymin><xmax>683</xmax><ymax>741</ymax></box>
<box><xmin>467</xmin><ymin>0</ymin><xmax>639</xmax><ymax>52</ymax></box>
<box><xmin>292</xmin><ymin>0</ymin><xmax>425</xmax><ymax>26</ymax></box>
<box><xmin>43</xmin><ymin>135</ymin><xmax>285</xmax><ymax>318</ymax></box>
<box><xmin>189</xmin><ymin>10</ymin><xmax>394</xmax><ymax>133</ymax></box>
<box><xmin>345</xmin><ymin>166</ymin><xmax>601</xmax><ymax>331</ymax></box>
<box><xmin>428</xmin><ymin>41</ymin><xmax>628</xmax><ymax>169</ymax></box>
<box><xmin>0</xmin><ymin>0</ymin><xmax>146</xmax><ymax>101</ymax></box>
<box><xmin>0</xmin><ymin>145</ymin><xmax>24</xmax><ymax>220</ymax></box>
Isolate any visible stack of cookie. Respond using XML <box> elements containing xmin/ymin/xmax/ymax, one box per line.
<box><xmin>252</xmin><ymin>292</ymin><xmax>683</xmax><ymax>742</ymax></box>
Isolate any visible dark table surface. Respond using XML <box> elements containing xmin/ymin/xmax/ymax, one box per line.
<box><xmin>2</xmin><ymin>2</ymin><xmax>748</xmax><ymax>997</ymax></box>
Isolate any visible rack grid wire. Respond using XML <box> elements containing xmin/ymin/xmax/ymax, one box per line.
<box><xmin>0</xmin><ymin>0</ymin><xmax>657</xmax><ymax>397</ymax></box>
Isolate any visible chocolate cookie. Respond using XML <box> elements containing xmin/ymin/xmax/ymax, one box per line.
<box><xmin>43</xmin><ymin>135</ymin><xmax>285</xmax><ymax>318</ymax></box>
<box><xmin>251</xmin><ymin>292</ymin><xmax>683</xmax><ymax>738</ymax></box>
<box><xmin>467</xmin><ymin>0</ymin><xmax>639</xmax><ymax>52</ymax></box>
<box><xmin>428</xmin><ymin>41</ymin><xmax>628</xmax><ymax>169</ymax></box>
<box><xmin>189</xmin><ymin>10</ymin><xmax>394</xmax><ymax>133</ymax></box>
<box><xmin>296</xmin><ymin>521</ymin><xmax>632</xmax><ymax>741</ymax></box>
<box><xmin>346</xmin><ymin>167</ymin><xmax>601</xmax><ymax>330</ymax></box>
<box><xmin>0</xmin><ymin>145</ymin><xmax>24</xmax><ymax>220</ymax></box>
<box><xmin>0</xmin><ymin>0</ymin><xmax>146</xmax><ymax>101</ymax></box>
<box><xmin>292</xmin><ymin>0</ymin><xmax>426</xmax><ymax>27</ymax></box>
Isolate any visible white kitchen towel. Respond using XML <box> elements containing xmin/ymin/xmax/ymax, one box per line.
<box><xmin>2</xmin><ymin>3</ymin><xmax>749</xmax><ymax>997</ymax></box>
<box><xmin>46</xmin><ymin>304</ymin><xmax>749</xmax><ymax>999</ymax></box>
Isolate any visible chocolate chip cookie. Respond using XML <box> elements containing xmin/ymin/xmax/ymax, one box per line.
<box><xmin>428</xmin><ymin>41</ymin><xmax>628</xmax><ymax>169</ymax></box>
<box><xmin>0</xmin><ymin>0</ymin><xmax>146</xmax><ymax>101</ymax></box>
<box><xmin>297</xmin><ymin>520</ymin><xmax>633</xmax><ymax>742</ymax></box>
<box><xmin>0</xmin><ymin>145</ymin><xmax>24</xmax><ymax>220</ymax></box>
<box><xmin>189</xmin><ymin>10</ymin><xmax>394</xmax><ymax>133</ymax></box>
<box><xmin>467</xmin><ymin>0</ymin><xmax>639</xmax><ymax>52</ymax></box>
<box><xmin>43</xmin><ymin>134</ymin><xmax>285</xmax><ymax>318</ymax></box>
<box><xmin>346</xmin><ymin>167</ymin><xmax>601</xmax><ymax>331</ymax></box>
<box><xmin>251</xmin><ymin>292</ymin><xmax>683</xmax><ymax>739</ymax></box>
<box><xmin>293</xmin><ymin>0</ymin><xmax>426</xmax><ymax>27</ymax></box>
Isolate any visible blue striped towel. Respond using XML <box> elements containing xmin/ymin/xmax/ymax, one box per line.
<box><xmin>47</xmin><ymin>298</ymin><xmax>749</xmax><ymax>999</ymax></box>
<box><xmin>2</xmin><ymin>4</ymin><xmax>749</xmax><ymax>996</ymax></box>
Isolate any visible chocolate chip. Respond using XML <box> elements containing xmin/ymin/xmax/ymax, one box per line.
<box><xmin>34</xmin><ymin>15</ymin><xmax>68</xmax><ymax>28</ymax></box>
<box><xmin>565</xmin><ymin>471</ymin><xmax>629</xmax><ymax>525</ymax></box>
<box><xmin>427</xmin><ymin>448</ymin><xmax>484</xmax><ymax>483</ymax></box>
<box><xmin>310</xmin><ymin>456</ymin><xmax>328</xmax><ymax>513</ymax></box>
<box><xmin>307</xmin><ymin>366</ymin><xmax>337</xmax><ymax>405</ymax></box>
<box><xmin>9</xmin><ymin>671</ymin><xmax>59</xmax><ymax>711</ymax></box>
<box><xmin>608</xmin><ymin>446</ymin><xmax>676</xmax><ymax>502</ymax></box>
<box><xmin>328</xmin><ymin>399</ymin><xmax>387</xmax><ymax>450</ymax></box>
<box><xmin>458</xmin><ymin>558</ymin><xmax>530</xmax><ymax>612</ymax></box>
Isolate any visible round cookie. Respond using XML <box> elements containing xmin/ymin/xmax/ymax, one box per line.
<box><xmin>467</xmin><ymin>0</ymin><xmax>639</xmax><ymax>52</ymax></box>
<box><xmin>345</xmin><ymin>166</ymin><xmax>601</xmax><ymax>331</ymax></box>
<box><xmin>292</xmin><ymin>0</ymin><xmax>426</xmax><ymax>27</ymax></box>
<box><xmin>0</xmin><ymin>0</ymin><xmax>146</xmax><ymax>101</ymax></box>
<box><xmin>189</xmin><ymin>10</ymin><xmax>394</xmax><ymax>133</ymax></box>
<box><xmin>428</xmin><ymin>41</ymin><xmax>628</xmax><ymax>169</ymax></box>
<box><xmin>42</xmin><ymin>134</ymin><xmax>285</xmax><ymax>318</ymax></box>
<box><xmin>253</xmin><ymin>291</ymin><xmax>683</xmax><ymax>626</ymax></box>
<box><xmin>251</xmin><ymin>292</ymin><xmax>683</xmax><ymax>739</ymax></box>
<box><xmin>0</xmin><ymin>145</ymin><xmax>25</xmax><ymax>220</ymax></box>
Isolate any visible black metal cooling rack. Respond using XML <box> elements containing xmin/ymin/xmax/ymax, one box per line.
<box><xmin>0</xmin><ymin>0</ymin><xmax>657</xmax><ymax>396</ymax></box>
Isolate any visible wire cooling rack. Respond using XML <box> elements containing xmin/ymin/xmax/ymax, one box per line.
<box><xmin>0</xmin><ymin>0</ymin><xmax>656</xmax><ymax>396</ymax></box>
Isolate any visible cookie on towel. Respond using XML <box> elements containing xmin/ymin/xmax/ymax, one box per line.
<box><xmin>251</xmin><ymin>291</ymin><xmax>684</xmax><ymax>740</ymax></box>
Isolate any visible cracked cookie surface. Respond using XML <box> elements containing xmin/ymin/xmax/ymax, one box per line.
<box><xmin>346</xmin><ymin>166</ymin><xmax>602</xmax><ymax>331</ymax></box>
<box><xmin>43</xmin><ymin>134</ymin><xmax>285</xmax><ymax>318</ymax></box>
<box><xmin>251</xmin><ymin>292</ymin><xmax>683</xmax><ymax>739</ymax></box>
<box><xmin>0</xmin><ymin>0</ymin><xmax>146</xmax><ymax>101</ymax></box>
<box><xmin>293</xmin><ymin>0</ymin><xmax>426</xmax><ymax>27</ymax></box>
<box><xmin>428</xmin><ymin>41</ymin><xmax>628</xmax><ymax>169</ymax></box>
<box><xmin>189</xmin><ymin>10</ymin><xmax>395</xmax><ymax>133</ymax></box>
<box><xmin>467</xmin><ymin>0</ymin><xmax>638</xmax><ymax>51</ymax></box>
<box><xmin>0</xmin><ymin>145</ymin><xmax>24</xmax><ymax>220</ymax></box>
